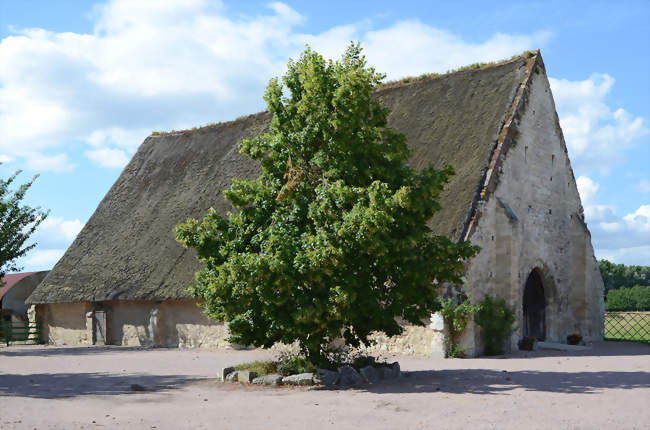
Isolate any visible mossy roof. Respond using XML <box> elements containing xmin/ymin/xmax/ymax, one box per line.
<box><xmin>27</xmin><ymin>53</ymin><xmax>535</xmax><ymax>304</ymax></box>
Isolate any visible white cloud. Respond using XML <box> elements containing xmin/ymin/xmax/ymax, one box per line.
<box><xmin>25</xmin><ymin>249</ymin><xmax>66</xmax><ymax>268</ymax></box>
<box><xmin>17</xmin><ymin>216</ymin><xmax>83</xmax><ymax>270</ymax></box>
<box><xmin>25</xmin><ymin>152</ymin><xmax>75</xmax><ymax>172</ymax></box>
<box><xmin>636</xmin><ymin>179</ymin><xmax>650</xmax><ymax>193</ymax></box>
<box><xmin>597</xmin><ymin>246</ymin><xmax>650</xmax><ymax>267</ymax></box>
<box><xmin>85</xmin><ymin>148</ymin><xmax>130</xmax><ymax>168</ymax></box>
<box><xmin>623</xmin><ymin>205</ymin><xmax>650</xmax><ymax>233</ymax></box>
<box><xmin>550</xmin><ymin>74</ymin><xmax>648</xmax><ymax>174</ymax></box>
<box><xmin>580</xmin><ymin>176</ymin><xmax>650</xmax><ymax>253</ymax></box>
<box><xmin>33</xmin><ymin>216</ymin><xmax>84</xmax><ymax>247</ymax></box>
<box><xmin>0</xmin><ymin>0</ymin><xmax>549</xmax><ymax>173</ymax></box>
<box><xmin>0</xmin><ymin>155</ymin><xmax>13</xmax><ymax>163</ymax></box>
<box><xmin>576</xmin><ymin>175</ymin><xmax>600</xmax><ymax>205</ymax></box>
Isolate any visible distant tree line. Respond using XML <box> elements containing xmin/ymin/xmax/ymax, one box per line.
<box><xmin>599</xmin><ymin>260</ymin><xmax>650</xmax><ymax>311</ymax></box>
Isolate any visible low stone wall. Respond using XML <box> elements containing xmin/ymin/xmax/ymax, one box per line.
<box><xmin>35</xmin><ymin>300</ymin><xmax>444</xmax><ymax>356</ymax></box>
<box><xmin>35</xmin><ymin>300</ymin><xmax>230</xmax><ymax>347</ymax></box>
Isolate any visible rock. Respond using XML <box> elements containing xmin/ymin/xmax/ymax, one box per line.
<box><xmin>218</xmin><ymin>366</ymin><xmax>235</xmax><ymax>381</ymax></box>
<box><xmin>225</xmin><ymin>372</ymin><xmax>238</xmax><ymax>382</ymax></box>
<box><xmin>282</xmin><ymin>373</ymin><xmax>314</xmax><ymax>386</ymax></box>
<box><xmin>359</xmin><ymin>365</ymin><xmax>381</xmax><ymax>384</ymax></box>
<box><xmin>314</xmin><ymin>369</ymin><xmax>340</xmax><ymax>386</ymax></box>
<box><xmin>386</xmin><ymin>362</ymin><xmax>401</xmax><ymax>378</ymax></box>
<box><xmin>337</xmin><ymin>365</ymin><xmax>363</xmax><ymax>386</ymax></box>
<box><xmin>253</xmin><ymin>374</ymin><xmax>283</xmax><ymax>386</ymax></box>
<box><xmin>236</xmin><ymin>370</ymin><xmax>257</xmax><ymax>383</ymax></box>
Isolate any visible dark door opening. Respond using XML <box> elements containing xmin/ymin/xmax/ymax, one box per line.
<box><xmin>523</xmin><ymin>270</ymin><xmax>546</xmax><ymax>340</ymax></box>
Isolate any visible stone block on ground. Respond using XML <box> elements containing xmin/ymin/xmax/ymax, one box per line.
<box><xmin>359</xmin><ymin>365</ymin><xmax>381</xmax><ymax>384</ymax></box>
<box><xmin>386</xmin><ymin>362</ymin><xmax>400</xmax><ymax>378</ymax></box>
<box><xmin>314</xmin><ymin>369</ymin><xmax>340</xmax><ymax>386</ymax></box>
<box><xmin>225</xmin><ymin>371</ymin><xmax>238</xmax><ymax>382</ymax></box>
<box><xmin>282</xmin><ymin>373</ymin><xmax>314</xmax><ymax>386</ymax></box>
<box><xmin>236</xmin><ymin>370</ymin><xmax>258</xmax><ymax>383</ymax></box>
<box><xmin>253</xmin><ymin>374</ymin><xmax>284</xmax><ymax>386</ymax></box>
<box><xmin>218</xmin><ymin>366</ymin><xmax>235</xmax><ymax>381</ymax></box>
<box><xmin>337</xmin><ymin>365</ymin><xmax>363</xmax><ymax>386</ymax></box>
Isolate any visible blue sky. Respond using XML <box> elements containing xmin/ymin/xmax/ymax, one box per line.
<box><xmin>0</xmin><ymin>0</ymin><xmax>648</xmax><ymax>270</ymax></box>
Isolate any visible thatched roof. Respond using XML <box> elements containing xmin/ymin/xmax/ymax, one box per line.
<box><xmin>27</xmin><ymin>52</ymin><xmax>540</xmax><ymax>304</ymax></box>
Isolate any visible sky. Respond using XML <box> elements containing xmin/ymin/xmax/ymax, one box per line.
<box><xmin>0</xmin><ymin>0</ymin><xmax>648</xmax><ymax>271</ymax></box>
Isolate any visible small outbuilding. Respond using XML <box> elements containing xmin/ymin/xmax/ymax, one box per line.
<box><xmin>26</xmin><ymin>51</ymin><xmax>604</xmax><ymax>355</ymax></box>
<box><xmin>1</xmin><ymin>271</ymin><xmax>50</xmax><ymax>322</ymax></box>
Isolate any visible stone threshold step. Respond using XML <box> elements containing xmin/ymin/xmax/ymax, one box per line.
<box><xmin>536</xmin><ymin>341</ymin><xmax>591</xmax><ymax>351</ymax></box>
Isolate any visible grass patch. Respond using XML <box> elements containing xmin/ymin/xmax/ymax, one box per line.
<box><xmin>234</xmin><ymin>360</ymin><xmax>279</xmax><ymax>376</ymax></box>
<box><xmin>231</xmin><ymin>353</ymin><xmax>389</xmax><ymax>377</ymax></box>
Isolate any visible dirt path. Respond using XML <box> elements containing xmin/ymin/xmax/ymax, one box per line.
<box><xmin>1</xmin><ymin>341</ymin><xmax>648</xmax><ymax>429</ymax></box>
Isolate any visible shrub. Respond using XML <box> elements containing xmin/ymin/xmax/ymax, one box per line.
<box><xmin>476</xmin><ymin>296</ymin><xmax>515</xmax><ymax>355</ymax></box>
<box><xmin>606</xmin><ymin>285</ymin><xmax>650</xmax><ymax>311</ymax></box>
<box><xmin>439</xmin><ymin>295</ymin><xmax>480</xmax><ymax>358</ymax></box>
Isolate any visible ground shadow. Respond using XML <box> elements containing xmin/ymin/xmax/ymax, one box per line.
<box><xmin>0</xmin><ymin>346</ymin><xmax>159</xmax><ymax>358</ymax></box>
<box><xmin>498</xmin><ymin>341</ymin><xmax>650</xmax><ymax>358</ymax></box>
<box><xmin>0</xmin><ymin>372</ymin><xmax>201</xmax><ymax>399</ymax></box>
<box><xmin>355</xmin><ymin>368</ymin><xmax>650</xmax><ymax>395</ymax></box>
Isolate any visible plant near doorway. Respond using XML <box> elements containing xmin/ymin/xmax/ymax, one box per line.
<box><xmin>476</xmin><ymin>296</ymin><xmax>515</xmax><ymax>355</ymax></box>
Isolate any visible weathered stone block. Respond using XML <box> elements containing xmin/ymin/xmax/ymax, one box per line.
<box><xmin>314</xmin><ymin>369</ymin><xmax>340</xmax><ymax>386</ymax></box>
<box><xmin>253</xmin><ymin>374</ymin><xmax>284</xmax><ymax>385</ymax></box>
<box><xmin>218</xmin><ymin>366</ymin><xmax>235</xmax><ymax>381</ymax></box>
<box><xmin>359</xmin><ymin>366</ymin><xmax>380</xmax><ymax>384</ymax></box>
<box><xmin>237</xmin><ymin>370</ymin><xmax>257</xmax><ymax>383</ymax></box>
<box><xmin>387</xmin><ymin>362</ymin><xmax>400</xmax><ymax>378</ymax></box>
<box><xmin>337</xmin><ymin>365</ymin><xmax>363</xmax><ymax>386</ymax></box>
<box><xmin>282</xmin><ymin>373</ymin><xmax>314</xmax><ymax>386</ymax></box>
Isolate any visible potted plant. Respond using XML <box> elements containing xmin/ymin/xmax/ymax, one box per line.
<box><xmin>567</xmin><ymin>333</ymin><xmax>582</xmax><ymax>345</ymax></box>
<box><xmin>518</xmin><ymin>336</ymin><xmax>537</xmax><ymax>351</ymax></box>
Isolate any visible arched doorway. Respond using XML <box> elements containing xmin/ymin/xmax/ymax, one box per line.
<box><xmin>523</xmin><ymin>270</ymin><xmax>546</xmax><ymax>340</ymax></box>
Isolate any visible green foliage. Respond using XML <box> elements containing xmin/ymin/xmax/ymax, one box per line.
<box><xmin>439</xmin><ymin>295</ymin><xmax>480</xmax><ymax>358</ymax></box>
<box><xmin>276</xmin><ymin>354</ymin><xmax>317</xmax><ymax>376</ymax></box>
<box><xmin>476</xmin><ymin>296</ymin><xmax>515</xmax><ymax>355</ymax></box>
<box><xmin>606</xmin><ymin>285</ymin><xmax>650</xmax><ymax>311</ymax></box>
<box><xmin>0</xmin><ymin>170</ymin><xmax>48</xmax><ymax>277</ymax></box>
<box><xmin>598</xmin><ymin>259</ymin><xmax>650</xmax><ymax>295</ymax></box>
<box><xmin>175</xmin><ymin>43</ymin><xmax>478</xmax><ymax>365</ymax></box>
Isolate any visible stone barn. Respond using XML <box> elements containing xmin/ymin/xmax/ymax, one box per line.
<box><xmin>26</xmin><ymin>50</ymin><xmax>604</xmax><ymax>356</ymax></box>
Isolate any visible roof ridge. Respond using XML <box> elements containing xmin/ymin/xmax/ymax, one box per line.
<box><xmin>376</xmin><ymin>49</ymin><xmax>539</xmax><ymax>92</ymax></box>
<box><xmin>149</xmin><ymin>50</ymin><xmax>540</xmax><ymax>138</ymax></box>
<box><xmin>461</xmin><ymin>50</ymin><xmax>542</xmax><ymax>241</ymax></box>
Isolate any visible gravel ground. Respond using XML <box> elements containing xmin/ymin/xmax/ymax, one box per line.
<box><xmin>0</xmin><ymin>341</ymin><xmax>648</xmax><ymax>429</ymax></box>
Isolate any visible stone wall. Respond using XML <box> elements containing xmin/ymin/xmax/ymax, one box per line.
<box><xmin>36</xmin><ymin>300</ymin><xmax>230</xmax><ymax>347</ymax></box>
<box><xmin>37</xmin><ymin>302</ymin><xmax>92</xmax><ymax>345</ymax></box>
<box><xmin>458</xmin><ymin>66</ymin><xmax>604</xmax><ymax>356</ymax></box>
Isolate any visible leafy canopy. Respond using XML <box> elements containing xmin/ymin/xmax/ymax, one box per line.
<box><xmin>0</xmin><ymin>170</ymin><xmax>48</xmax><ymax>278</ymax></box>
<box><xmin>176</xmin><ymin>44</ymin><xmax>478</xmax><ymax>363</ymax></box>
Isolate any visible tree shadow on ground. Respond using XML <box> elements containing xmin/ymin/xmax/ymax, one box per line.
<box><xmin>498</xmin><ymin>341</ymin><xmax>650</xmax><ymax>358</ymax></box>
<box><xmin>356</xmin><ymin>368</ymin><xmax>650</xmax><ymax>395</ymax></box>
<box><xmin>0</xmin><ymin>346</ymin><xmax>160</xmax><ymax>357</ymax></box>
<box><xmin>0</xmin><ymin>373</ymin><xmax>202</xmax><ymax>399</ymax></box>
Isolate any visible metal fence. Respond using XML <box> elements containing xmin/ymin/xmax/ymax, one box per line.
<box><xmin>0</xmin><ymin>320</ymin><xmax>41</xmax><ymax>346</ymax></box>
<box><xmin>605</xmin><ymin>312</ymin><xmax>650</xmax><ymax>343</ymax></box>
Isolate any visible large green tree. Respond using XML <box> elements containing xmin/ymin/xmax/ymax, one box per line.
<box><xmin>176</xmin><ymin>44</ymin><xmax>478</xmax><ymax>364</ymax></box>
<box><xmin>0</xmin><ymin>170</ymin><xmax>48</xmax><ymax>278</ymax></box>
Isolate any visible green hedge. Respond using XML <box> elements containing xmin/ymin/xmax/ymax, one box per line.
<box><xmin>606</xmin><ymin>285</ymin><xmax>650</xmax><ymax>311</ymax></box>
